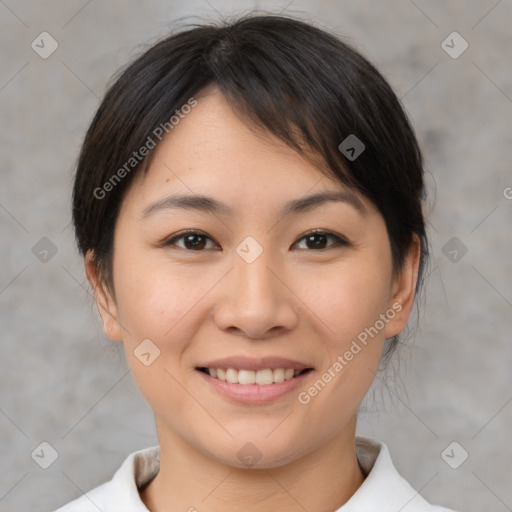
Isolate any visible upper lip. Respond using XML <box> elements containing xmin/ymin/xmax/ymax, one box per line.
<box><xmin>196</xmin><ymin>356</ymin><xmax>314</xmax><ymax>372</ymax></box>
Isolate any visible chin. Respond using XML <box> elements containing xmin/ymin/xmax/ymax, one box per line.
<box><xmin>204</xmin><ymin>434</ymin><xmax>305</xmax><ymax>470</ymax></box>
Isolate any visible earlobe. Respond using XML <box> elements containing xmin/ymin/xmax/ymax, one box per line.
<box><xmin>384</xmin><ymin>235</ymin><xmax>421</xmax><ymax>339</ymax></box>
<box><xmin>84</xmin><ymin>251</ymin><xmax>123</xmax><ymax>342</ymax></box>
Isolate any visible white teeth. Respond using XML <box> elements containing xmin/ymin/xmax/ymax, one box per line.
<box><xmin>255</xmin><ymin>369</ymin><xmax>273</xmax><ymax>385</ymax></box>
<box><xmin>204</xmin><ymin>367</ymin><xmax>308</xmax><ymax>385</ymax></box>
<box><xmin>238</xmin><ymin>369</ymin><xmax>256</xmax><ymax>385</ymax></box>
<box><xmin>273</xmin><ymin>368</ymin><xmax>285</xmax><ymax>383</ymax></box>
<box><xmin>225</xmin><ymin>368</ymin><xmax>238</xmax><ymax>384</ymax></box>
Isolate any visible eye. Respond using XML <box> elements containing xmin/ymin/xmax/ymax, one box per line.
<box><xmin>162</xmin><ymin>229</ymin><xmax>348</xmax><ymax>252</ymax></box>
<box><xmin>293</xmin><ymin>230</ymin><xmax>349</xmax><ymax>250</ymax></box>
<box><xmin>163</xmin><ymin>230</ymin><xmax>220</xmax><ymax>251</ymax></box>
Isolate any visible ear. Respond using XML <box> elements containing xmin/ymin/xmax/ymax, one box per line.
<box><xmin>84</xmin><ymin>250</ymin><xmax>123</xmax><ymax>341</ymax></box>
<box><xmin>384</xmin><ymin>234</ymin><xmax>422</xmax><ymax>339</ymax></box>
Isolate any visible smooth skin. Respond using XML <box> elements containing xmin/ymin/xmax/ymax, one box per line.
<box><xmin>86</xmin><ymin>87</ymin><xmax>420</xmax><ymax>511</ymax></box>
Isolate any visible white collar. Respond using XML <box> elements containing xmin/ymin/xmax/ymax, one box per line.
<box><xmin>56</xmin><ymin>436</ymin><xmax>455</xmax><ymax>511</ymax></box>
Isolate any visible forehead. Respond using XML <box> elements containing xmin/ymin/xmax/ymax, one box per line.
<box><xmin>121</xmin><ymin>89</ymin><xmax>376</xmax><ymax>219</ymax></box>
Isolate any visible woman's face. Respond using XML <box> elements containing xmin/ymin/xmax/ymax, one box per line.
<box><xmin>88</xmin><ymin>88</ymin><xmax>419</xmax><ymax>469</ymax></box>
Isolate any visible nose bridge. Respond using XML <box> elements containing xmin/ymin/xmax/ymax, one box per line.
<box><xmin>234</xmin><ymin>240</ymin><xmax>277</xmax><ymax>302</ymax></box>
<box><xmin>213</xmin><ymin>236</ymin><xmax>297</xmax><ymax>338</ymax></box>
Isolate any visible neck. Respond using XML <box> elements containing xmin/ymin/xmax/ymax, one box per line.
<box><xmin>140</xmin><ymin>416</ymin><xmax>364</xmax><ymax>511</ymax></box>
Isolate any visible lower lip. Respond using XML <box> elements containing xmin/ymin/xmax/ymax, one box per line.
<box><xmin>196</xmin><ymin>369</ymin><xmax>314</xmax><ymax>405</ymax></box>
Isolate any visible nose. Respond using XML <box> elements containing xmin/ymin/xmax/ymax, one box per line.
<box><xmin>213</xmin><ymin>244</ymin><xmax>299</xmax><ymax>340</ymax></box>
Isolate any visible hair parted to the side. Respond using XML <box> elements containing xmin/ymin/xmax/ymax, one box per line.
<box><xmin>72</xmin><ymin>13</ymin><xmax>429</xmax><ymax>364</ymax></box>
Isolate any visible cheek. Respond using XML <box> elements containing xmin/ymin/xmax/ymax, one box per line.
<box><xmin>113</xmin><ymin>254</ymin><xmax>214</xmax><ymax>343</ymax></box>
<box><xmin>311</xmin><ymin>256</ymin><xmax>393</xmax><ymax>346</ymax></box>
<box><xmin>111</xmin><ymin>256</ymin><xmax>212</xmax><ymax>417</ymax></box>
<box><xmin>295</xmin><ymin>268</ymin><xmax>389</xmax><ymax>436</ymax></box>
<box><xmin>300</xmin><ymin>253</ymin><xmax>392</xmax><ymax>402</ymax></box>
<box><xmin>111</xmin><ymin>254</ymin><xmax>226</xmax><ymax>398</ymax></box>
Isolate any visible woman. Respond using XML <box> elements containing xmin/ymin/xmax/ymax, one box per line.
<box><xmin>56</xmin><ymin>13</ymin><xmax>456</xmax><ymax>511</ymax></box>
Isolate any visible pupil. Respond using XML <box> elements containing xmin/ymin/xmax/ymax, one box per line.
<box><xmin>307</xmin><ymin>234</ymin><xmax>327</xmax><ymax>249</ymax></box>
<box><xmin>185</xmin><ymin>234</ymin><xmax>205</xmax><ymax>250</ymax></box>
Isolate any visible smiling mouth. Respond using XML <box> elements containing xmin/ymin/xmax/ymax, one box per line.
<box><xmin>196</xmin><ymin>367</ymin><xmax>314</xmax><ymax>385</ymax></box>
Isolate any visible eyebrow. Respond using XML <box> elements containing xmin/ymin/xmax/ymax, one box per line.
<box><xmin>141</xmin><ymin>190</ymin><xmax>367</xmax><ymax>219</ymax></box>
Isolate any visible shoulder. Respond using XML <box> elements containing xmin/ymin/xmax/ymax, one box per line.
<box><xmin>53</xmin><ymin>446</ymin><xmax>160</xmax><ymax>512</ymax></box>
<box><xmin>338</xmin><ymin>436</ymin><xmax>458</xmax><ymax>512</ymax></box>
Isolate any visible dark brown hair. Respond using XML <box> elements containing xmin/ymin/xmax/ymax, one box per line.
<box><xmin>72</xmin><ymin>13</ymin><xmax>429</xmax><ymax>360</ymax></box>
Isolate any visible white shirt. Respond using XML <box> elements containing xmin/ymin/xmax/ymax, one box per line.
<box><xmin>54</xmin><ymin>436</ymin><xmax>456</xmax><ymax>511</ymax></box>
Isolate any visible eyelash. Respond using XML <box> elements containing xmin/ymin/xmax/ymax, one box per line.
<box><xmin>162</xmin><ymin>229</ymin><xmax>349</xmax><ymax>251</ymax></box>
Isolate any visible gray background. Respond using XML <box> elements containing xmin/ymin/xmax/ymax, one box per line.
<box><xmin>1</xmin><ymin>1</ymin><xmax>511</xmax><ymax>511</ymax></box>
